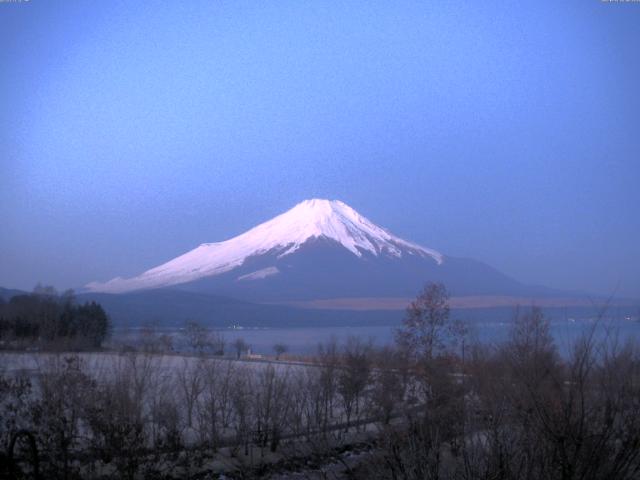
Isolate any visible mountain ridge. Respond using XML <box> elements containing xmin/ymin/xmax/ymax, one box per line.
<box><xmin>86</xmin><ymin>199</ymin><xmax>443</xmax><ymax>294</ymax></box>
<box><xmin>84</xmin><ymin>199</ymin><xmax>585</xmax><ymax>303</ymax></box>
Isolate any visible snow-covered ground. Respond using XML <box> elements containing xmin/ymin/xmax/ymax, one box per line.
<box><xmin>0</xmin><ymin>351</ymin><xmax>307</xmax><ymax>378</ymax></box>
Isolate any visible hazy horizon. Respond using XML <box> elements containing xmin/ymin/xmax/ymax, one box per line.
<box><xmin>1</xmin><ymin>1</ymin><xmax>639</xmax><ymax>298</ymax></box>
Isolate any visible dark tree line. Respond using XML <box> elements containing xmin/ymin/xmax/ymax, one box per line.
<box><xmin>0</xmin><ymin>286</ymin><xmax>111</xmax><ymax>349</ymax></box>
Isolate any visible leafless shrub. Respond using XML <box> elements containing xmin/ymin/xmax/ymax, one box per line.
<box><xmin>176</xmin><ymin>358</ymin><xmax>204</xmax><ymax>429</ymax></box>
<box><xmin>230</xmin><ymin>365</ymin><xmax>254</xmax><ymax>457</ymax></box>
<box><xmin>370</xmin><ymin>351</ymin><xmax>405</xmax><ymax>425</ymax></box>
<box><xmin>253</xmin><ymin>365</ymin><xmax>292</xmax><ymax>453</ymax></box>
<box><xmin>337</xmin><ymin>337</ymin><xmax>372</xmax><ymax>430</ymax></box>
<box><xmin>32</xmin><ymin>354</ymin><xmax>95</xmax><ymax>479</ymax></box>
<box><xmin>84</xmin><ymin>362</ymin><xmax>147</xmax><ymax>479</ymax></box>
<box><xmin>196</xmin><ymin>359</ymin><xmax>235</xmax><ymax>451</ymax></box>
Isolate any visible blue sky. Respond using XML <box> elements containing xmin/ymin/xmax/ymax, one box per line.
<box><xmin>1</xmin><ymin>0</ymin><xmax>639</xmax><ymax>298</ymax></box>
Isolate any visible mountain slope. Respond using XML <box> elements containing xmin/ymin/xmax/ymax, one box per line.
<box><xmin>77</xmin><ymin>289</ymin><xmax>402</xmax><ymax>327</ymax></box>
<box><xmin>86</xmin><ymin>198</ymin><xmax>559</xmax><ymax>301</ymax></box>
<box><xmin>87</xmin><ymin>199</ymin><xmax>442</xmax><ymax>294</ymax></box>
<box><xmin>172</xmin><ymin>236</ymin><xmax>555</xmax><ymax>301</ymax></box>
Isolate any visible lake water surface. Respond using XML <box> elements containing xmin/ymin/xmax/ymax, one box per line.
<box><xmin>113</xmin><ymin>317</ymin><xmax>640</xmax><ymax>356</ymax></box>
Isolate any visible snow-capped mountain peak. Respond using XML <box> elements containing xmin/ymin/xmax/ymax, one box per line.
<box><xmin>265</xmin><ymin>199</ymin><xmax>441</xmax><ymax>259</ymax></box>
<box><xmin>86</xmin><ymin>199</ymin><xmax>443</xmax><ymax>293</ymax></box>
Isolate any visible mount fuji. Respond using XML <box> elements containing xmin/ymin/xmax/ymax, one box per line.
<box><xmin>86</xmin><ymin>199</ymin><xmax>557</xmax><ymax>304</ymax></box>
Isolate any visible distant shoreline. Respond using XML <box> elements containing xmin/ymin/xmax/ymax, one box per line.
<box><xmin>269</xmin><ymin>295</ymin><xmax>639</xmax><ymax>311</ymax></box>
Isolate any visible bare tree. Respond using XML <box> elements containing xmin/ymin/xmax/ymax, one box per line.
<box><xmin>176</xmin><ymin>358</ymin><xmax>204</xmax><ymax>428</ymax></box>
<box><xmin>33</xmin><ymin>355</ymin><xmax>94</xmax><ymax>479</ymax></box>
<box><xmin>395</xmin><ymin>282</ymin><xmax>462</xmax><ymax>362</ymax></box>
<box><xmin>182</xmin><ymin>320</ymin><xmax>212</xmax><ymax>355</ymax></box>
<box><xmin>197</xmin><ymin>359</ymin><xmax>235</xmax><ymax>451</ymax></box>
<box><xmin>253</xmin><ymin>364</ymin><xmax>292</xmax><ymax>453</ymax></box>
<box><xmin>85</xmin><ymin>357</ymin><xmax>148</xmax><ymax>480</ymax></box>
<box><xmin>138</xmin><ymin>323</ymin><xmax>165</xmax><ymax>353</ymax></box>
<box><xmin>211</xmin><ymin>331</ymin><xmax>226</xmax><ymax>356</ymax></box>
<box><xmin>230</xmin><ymin>366</ymin><xmax>253</xmax><ymax>456</ymax></box>
<box><xmin>273</xmin><ymin>343</ymin><xmax>288</xmax><ymax>360</ymax></box>
<box><xmin>157</xmin><ymin>333</ymin><xmax>174</xmax><ymax>353</ymax></box>
<box><xmin>287</xmin><ymin>370</ymin><xmax>311</xmax><ymax>437</ymax></box>
<box><xmin>233</xmin><ymin>338</ymin><xmax>248</xmax><ymax>360</ymax></box>
<box><xmin>316</xmin><ymin>337</ymin><xmax>339</xmax><ymax>432</ymax></box>
<box><xmin>454</xmin><ymin>307</ymin><xmax>640</xmax><ymax>480</ymax></box>
<box><xmin>337</xmin><ymin>336</ymin><xmax>372</xmax><ymax>430</ymax></box>
<box><xmin>370</xmin><ymin>347</ymin><xmax>405</xmax><ymax>424</ymax></box>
